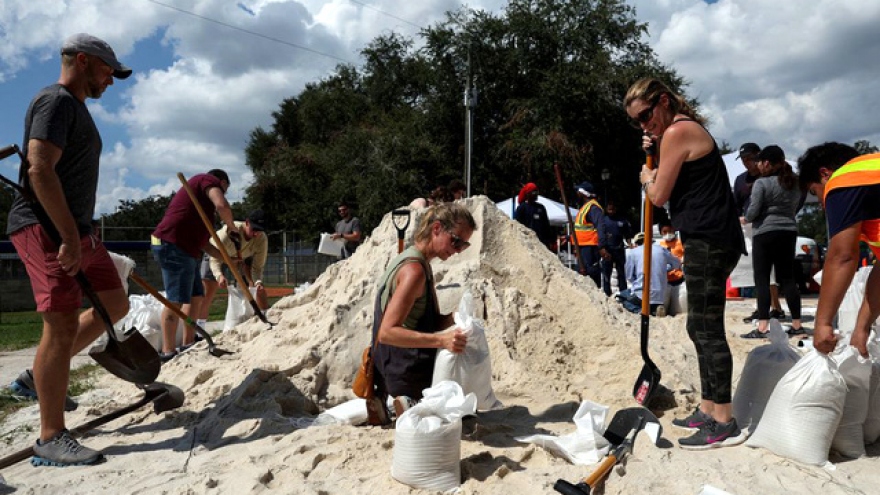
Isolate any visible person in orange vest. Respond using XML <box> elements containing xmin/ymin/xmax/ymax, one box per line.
<box><xmin>798</xmin><ymin>142</ymin><xmax>880</xmax><ymax>357</ymax></box>
<box><xmin>658</xmin><ymin>222</ymin><xmax>684</xmax><ymax>285</ymax></box>
<box><xmin>572</xmin><ymin>181</ymin><xmax>605</xmax><ymax>288</ymax></box>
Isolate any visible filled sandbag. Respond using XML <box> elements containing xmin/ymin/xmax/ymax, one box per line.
<box><xmin>732</xmin><ymin>320</ymin><xmax>801</xmax><ymax>433</ymax></box>
<box><xmin>831</xmin><ymin>345</ymin><xmax>872</xmax><ymax>458</ymax></box>
<box><xmin>745</xmin><ymin>350</ymin><xmax>846</xmax><ymax>466</ymax></box>
<box><xmin>865</xmin><ymin>361</ymin><xmax>880</xmax><ymax>444</ymax></box>
<box><xmin>432</xmin><ymin>291</ymin><xmax>502</xmax><ymax>410</ymax></box>
<box><xmin>391</xmin><ymin>381</ymin><xmax>477</xmax><ymax>493</ymax></box>
<box><xmin>838</xmin><ymin>266</ymin><xmax>873</xmax><ymax>336</ymax></box>
<box><xmin>107</xmin><ymin>251</ymin><xmax>136</xmax><ymax>294</ymax></box>
<box><xmin>225</xmin><ymin>285</ymin><xmax>257</xmax><ymax>331</ymax></box>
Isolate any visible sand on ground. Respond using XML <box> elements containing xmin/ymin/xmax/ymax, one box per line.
<box><xmin>1</xmin><ymin>197</ymin><xmax>876</xmax><ymax>494</ymax></box>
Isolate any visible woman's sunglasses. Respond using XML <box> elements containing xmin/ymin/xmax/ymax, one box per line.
<box><xmin>629</xmin><ymin>96</ymin><xmax>660</xmax><ymax>129</ymax></box>
<box><xmin>447</xmin><ymin>230</ymin><xmax>470</xmax><ymax>250</ymax></box>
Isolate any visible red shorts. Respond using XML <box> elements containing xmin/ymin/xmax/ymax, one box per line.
<box><xmin>11</xmin><ymin>224</ymin><xmax>123</xmax><ymax>313</ymax></box>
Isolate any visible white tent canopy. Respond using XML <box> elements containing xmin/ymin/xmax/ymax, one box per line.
<box><xmin>495</xmin><ymin>195</ymin><xmax>579</xmax><ymax>226</ymax></box>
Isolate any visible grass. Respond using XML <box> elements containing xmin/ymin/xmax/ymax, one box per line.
<box><xmin>0</xmin><ymin>285</ymin><xmax>292</xmax><ymax>352</ymax></box>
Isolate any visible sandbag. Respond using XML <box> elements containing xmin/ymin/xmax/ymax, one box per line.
<box><xmin>391</xmin><ymin>381</ymin><xmax>477</xmax><ymax>493</ymax></box>
<box><xmin>745</xmin><ymin>350</ymin><xmax>846</xmax><ymax>466</ymax></box>
<box><xmin>432</xmin><ymin>290</ymin><xmax>502</xmax><ymax>411</ymax></box>
<box><xmin>831</xmin><ymin>345</ymin><xmax>872</xmax><ymax>458</ymax></box>
<box><xmin>865</xmin><ymin>361</ymin><xmax>880</xmax><ymax>444</ymax></box>
<box><xmin>667</xmin><ymin>283</ymin><xmax>687</xmax><ymax>315</ymax></box>
<box><xmin>107</xmin><ymin>251</ymin><xmax>136</xmax><ymax>294</ymax></box>
<box><xmin>225</xmin><ymin>285</ymin><xmax>257</xmax><ymax>331</ymax></box>
<box><xmin>838</xmin><ymin>266</ymin><xmax>873</xmax><ymax>336</ymax></box>
<box><xmin>732</xmin><ymin>320</ymin><xmax>801</xmax><ymax>433</ymax></box>
<box><xmin>515</xmin><ymin>400</ymin><xmax>611</xmax><ymax>465</ymax></box>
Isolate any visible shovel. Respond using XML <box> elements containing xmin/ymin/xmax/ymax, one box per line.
<box><xmin>0</xmin><ymin>382</ymin><xmax>184</xmax><ymax>470</ymax></box>
<box><xmin>392</xmin><ymin>209</ymin><xmax>411</xmax><ymax>254</ymax></box>
<box><xmin>554</xmin><ymin>407</ymin><xmax>662</xmax><ymax>495</ymax></box>
<box><xmin>633</xmin><ymin>142</ymin><xmax>662</xmax><ymax>406</ymax></box>
<box><xmin>0</xmin><ymin>145</ymin><xmax>160</xmax><ymax>385</ymax></box>
<box><xmin>176</xmin><ymin>172</ymin><xmax>275</xmax><ymax>328</ymax></box>
<box><xmin>128</xmin><ymin>271</ymin><xmax>234</xmax><ymax>357</ymax></box>
<box><xmin>554</xmin><ymin>162</ymin><xmax>587</xmax><ymax>274</ymax></box>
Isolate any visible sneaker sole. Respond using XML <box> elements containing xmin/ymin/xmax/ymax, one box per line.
<box><xmin>31</xmin><ymin>453</ymin><xmax>105</xmax><ymax>467</ymax></box>
<box><xmin>678</xmin><ymin>431</ymin><xmax>748</xmax><ymax>451</ymax></box>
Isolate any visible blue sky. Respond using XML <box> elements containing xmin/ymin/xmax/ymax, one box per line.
<box><xmin>1</xmin><ymin>0</ymin><xmax>879</xmax><ymax>218</ymax></box>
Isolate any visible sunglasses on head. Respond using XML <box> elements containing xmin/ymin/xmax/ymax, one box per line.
<box><xmin>629</xmin><ymin>95</ymin><xmax>661</xmax><ymax>129</ymax></box>
<box><xmin>447</xmin><ymin>230</ymin><xmax>470</xmax><ymax>250</ymax></box>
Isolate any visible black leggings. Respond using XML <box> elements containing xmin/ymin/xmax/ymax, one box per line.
<box><xmin>752</xmin><ymin>230</ymin><xmax>801</xmax><ymax>320</ymax></box>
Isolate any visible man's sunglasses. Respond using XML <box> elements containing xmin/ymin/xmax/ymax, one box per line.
<box><xmin>447</xmin><ymin>230</ymin><xmax>470</xmax><ymax>250</ymax></box>
<box><xmin>629</xmin><ymin>96</ymin><xmax>661</xmax><ymax>129</ymax></box>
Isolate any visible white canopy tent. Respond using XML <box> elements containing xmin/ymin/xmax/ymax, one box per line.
<box><xmin>495</xmin><ymin>195</ymin><xmax>579</xmax><ymax>226</ymax></box>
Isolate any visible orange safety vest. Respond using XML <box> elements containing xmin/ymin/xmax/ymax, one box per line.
<box><xmin>572</xmin><ymin>199</ymin><xmax>601</xmax><ymax>246</ymax></box>
<box><xmin>823</xmin><ymin>153</ymin><xmax>880</xmax><ymax>257</ymax></box>
<box><xmin>659</xmin><ymin>239</ymin><xmax>685</xmax><ymax>282</ymax></box>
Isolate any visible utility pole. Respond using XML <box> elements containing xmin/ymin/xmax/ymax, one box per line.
<box><xmin>464</xmin><ymin>50</ymin><xmax>477</xmax><ymax>198</ymax></box>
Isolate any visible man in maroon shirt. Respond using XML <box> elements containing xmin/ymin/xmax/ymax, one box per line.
<box><xmin>151</xmin><ymin>170</ymin><xmax>238</xmax><ymax>360</ymax></box>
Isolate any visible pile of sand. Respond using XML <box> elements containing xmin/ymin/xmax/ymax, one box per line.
<box><xmin>1</xmin><ymin>197</ymin><xmax>877</xmax><ymax>494</ymax></box>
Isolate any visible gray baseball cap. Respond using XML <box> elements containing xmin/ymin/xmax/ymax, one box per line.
<box><xmin>61</xmin><ymin>33</ymin><xmax>132</xmax><ymax>79</ymax></box>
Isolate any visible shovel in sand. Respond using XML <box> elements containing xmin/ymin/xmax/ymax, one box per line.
<box><xmin>0</xmin><ymin>144</ymin><xmax>161</xmax><ymax>385</ymax></box>
<box><xmin>554</xmin><ymin>407</ymin><xmax>662</xmax><ymax>495</ymax></box>
<box><xmin>392</xmin><ymin>209</ymin><xmax>411</xmax><ymax>254</ymax></box>
<box><xmin>633</xmin><ymin>141</ymin><xmax>662</xmax><ymax>406</ymax></box>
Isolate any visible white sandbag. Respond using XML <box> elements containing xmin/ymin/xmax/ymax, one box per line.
<box><xmin>732</xmin><ymin>320</ymin><xmax>801</xmax><ymax>433</ymax></box>
<box><xmin>111</xmin><ymin>294</ymin><xmax>164</xmax><ymax>350</ymax></box>
<box><xmin>317</xmin><ymin>233</ymin><xmax>344</xmax><ymax>257</ymax></box>
<box><xmin>391</xmin><ymin>381</ymin><xmax>477</xmax><ymax>493</ymax></box>
<box><xmin>831</xmin><ymin>345</ymin><xmax>872</xmax><ymax>457</ymax></box>
<box><xmin>432</xmin><ymin>291</ymin><xmax>502</xmax><ymax>411</ymax></box>
<box><xmin>838</xmin><ymin>266</ymin><xmax>873</xmax><ymax>336</ymax></box>
<box><xmin>515</xmin><ymin>400</ymin><xmax>611</xmax><ymax>465</ymax></box>
<box><xmin>107</xmin><ymin>251</ymin><xmax>136</xmax><ymax>293</ymax></box>
<box><xmin>667</xmin><ymin>283</ymin><xmax>686</xmax><ymax>315</ymax></box>
<box><xmin>745</xmin><ymin>350</ymin><xmax>846</xmax><ymax>466</ymax></box>
<box><xmin>865</xmin><ymin>362</ymin><xmax>880</xmax><ymax>444</ymax></box>
<box><xmin>225</xmin><ymin>286</ymin><xmax>257</xmax><ymax>331</ymax></box>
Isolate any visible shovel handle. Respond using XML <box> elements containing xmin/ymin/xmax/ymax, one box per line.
<box><xmin>176</xmin><ymin>173</ymin><xmax>270</xmax><ymax>325</ymax></box>
<box><xmin>641</xmin><ymin>144</ymin><xmax>654</xmax><ymax>316</ymax></box>
<box><xmin>128</xmin><ymin>271</ymin><xmax>215</xmax><ymax>346</ymax></box>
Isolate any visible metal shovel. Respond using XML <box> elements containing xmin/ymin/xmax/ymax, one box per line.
<box><xmin>0</xmin><ymin>145</ymin><xmax>160</xmax><ymax>385</ymax></box>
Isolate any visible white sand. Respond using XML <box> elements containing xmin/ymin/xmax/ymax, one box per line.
<box><xmin>1</xmin><ymin>197</ymin><xmax>877</xmax><ymax>494</ymax></box>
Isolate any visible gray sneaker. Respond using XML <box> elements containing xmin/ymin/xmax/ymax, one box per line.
<box><xmin>10</xmin><ymin>370</ymin><xmax>78</xmax><ymax>412</ymax></box>
<box><xmin>31</xmin><ymin>430</ymin><xmax>105</xmax><ymax>467</ymax></box>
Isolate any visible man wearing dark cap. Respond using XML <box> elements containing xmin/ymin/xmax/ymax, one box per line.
<box><xmin>5</xmin><ymin>33</ymin><xmax>133</xmax><ymax>466</ymax></box>
<box><xmin>732</xmin><ymin>142</ymin><xmax>761</xmax><ymax>215</ymax></box>
<box><xmin>572</xmin><ymin>181</ymin><xmax>605</xmax><ymax>287</ymax></box>
<box><xmin>197</xmin><ymin>209</ymin><xmax>270</xmax><ymax>329</ymax></box>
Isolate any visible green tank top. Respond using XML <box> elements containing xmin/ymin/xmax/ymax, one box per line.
<box><xmin>379</xmin><ymin>246</ymin><xmax>431</xmax><ymax>329</ymax></box>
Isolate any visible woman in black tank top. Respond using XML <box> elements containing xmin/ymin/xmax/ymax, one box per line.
<box><xmin>624</xmin><ymin>78</ymin><xmax>746</xmax><ymax>450</ymax></box>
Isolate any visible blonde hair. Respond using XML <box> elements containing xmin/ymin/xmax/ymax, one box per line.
<box><xmin>624</xmin><ymin>78</ymin><xmax>705</xmax><ymax>126</ymax></box>
<box><xmin>413</xmin><ymin>203</ymin><xmax>477</xmax><ymax>244</ymax></box>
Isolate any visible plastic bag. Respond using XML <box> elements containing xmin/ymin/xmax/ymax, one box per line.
<box><xmin>732</xmin><ymin>320</ymin><xmax>801</xmax><ymax>433</ymax></box>
<box><xmin>746</xmin><ymin>350</ymin><xmax>846</xmax><ymax>466</ymax></box>
<box><xmin>111</xmin><ymin>294</ymin><xmax>164</xmax><ymax>350</ymax></box>
<box><xmin>391</xmin><ymin>381</ymin><xmax>477</xmax><ymax>493</ymax></box>
<box><xmin>107</xmin><ymin>251</ymin><xmax>136</xmax><ymax>293</ymax></box>
<box><xmin>515</xmin><ymin>400</ymin><xmax>611</xmax><ymax>465</ymax></box>
<box><xmin>838</xmin><ymin>266</ymin><xmax>873</xmax><ymax>336</ymax></box>
<box><xmin>432</xmin><ymin>290</ymin><xmax>502</xmax><ymax>410</ymax></box>
<box><xmin>225</xmin><ymin>286</ymin><xmax>257</xmax><ymax>331</ymax></box>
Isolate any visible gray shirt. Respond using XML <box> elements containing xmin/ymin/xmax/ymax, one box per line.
<box><xmin>335</xmin><ymin>216</ymin><xmax>362</xmax><ymax>258</ymax></box>
<box><xmin>744</xmin><ymin>175</ymin><xmax>800</xmax><ymax>236</ymax></box>
<box><xmin>6</xmin><ymin>84</ymin><xmax>102</xmax><ymax>236</ymax></box>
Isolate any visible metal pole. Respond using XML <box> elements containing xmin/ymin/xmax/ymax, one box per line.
<box><xmin>283</xmin><ymin>231</ymin><xmax>289</xmax><ymax>284</ymax></box>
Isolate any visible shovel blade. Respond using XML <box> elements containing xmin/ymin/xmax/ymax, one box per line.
<box><xmin>632</xmin><ymin>362</ymin><xmax>661</xmax><ymax>406</ymax></box>
<box><xmin>89</xmin><ymin>328</ymin><xmax>161</xmax><ymax>385</ymax></box>
<box><xmin>603</xmin><ymin>406</ymin><xmax>662</xmax><ymax>448</ymax></box>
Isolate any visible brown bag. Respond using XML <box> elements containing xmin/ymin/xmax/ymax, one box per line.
<box><xmin>352</xmin><ymin>346</ymin><xmax>374</xmax><ymax>399</ymax></box>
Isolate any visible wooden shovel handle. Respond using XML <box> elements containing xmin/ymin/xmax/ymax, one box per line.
<box><xmin>583</xmin><ymin>453</ymin><xmax>618</xmax><ymax>487</ymax></box>
<box><xmin>641</xmin><ymin>148</ymin><xmax>654</xmax><ymax>316</ymax></box>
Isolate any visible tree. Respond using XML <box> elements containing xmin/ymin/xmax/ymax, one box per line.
<box><xmin>243</xmin><ymin>0</ymin><xmax>689</xmax><ymax>240</ymax></box>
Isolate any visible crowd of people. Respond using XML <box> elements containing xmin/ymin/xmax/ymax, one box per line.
<box><xmin>3</xmin><ymin>34</ymin><xmax>879</xmax><ymax>468</ymax></box>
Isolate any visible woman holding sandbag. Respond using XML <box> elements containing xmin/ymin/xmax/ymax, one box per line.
<box><xmin>373</xmin><ymin>203</ymin><xmax>474</xmax><ymax>417</ymax></box>
<box><xmin>625</xmin><ymin>78</ymin><xmax>746</xmax><ymax>450</ymax></box>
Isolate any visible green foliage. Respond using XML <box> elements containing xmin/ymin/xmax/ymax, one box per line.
<box><xmin>798</xmin><ymin>204</ymin><xmax>827</xmax><ymax>244</ymax></box>
<box><xmin>854</xmin><ymin>140</ymin><xmax>879</xmax><ymax>155</ymax></box>
<box><xmin>0</xmin><ymin>311</ymin><xmax>43</xmax><ymax>351</ymax></box>
<box><xmin>244</xmin><ymin>0</ymin><xmax>690</xmax><ymax>239</ymax></box>
<box><xmin>100</xmin><ymin>195</ymin><xmax>172</xmax><ymax>241</ymax></box>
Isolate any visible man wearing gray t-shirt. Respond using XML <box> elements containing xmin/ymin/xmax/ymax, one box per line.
<box><xmin>6</xmin><ymin>34</ymin><xmax>132</xmax><ymax>467</ymax></box>
<box><xmin>332</xmin><ymin>201</ymin><xmax>362</xmax><ymax>259</ymax></box>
